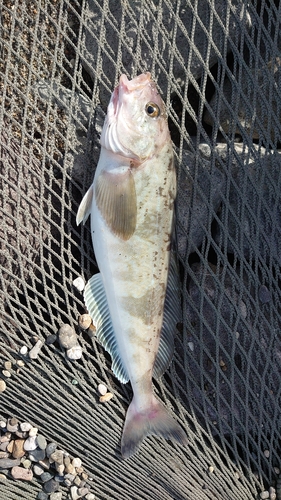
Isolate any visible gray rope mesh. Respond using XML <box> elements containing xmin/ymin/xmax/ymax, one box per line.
<box><xmin>1</xmin><ymin>0</ymin><xmax>281</xmax><ymax>498</ymax></box>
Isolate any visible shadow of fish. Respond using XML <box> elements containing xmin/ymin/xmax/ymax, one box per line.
<box><xmin>77</xmin><ymin>72</ymin><xmax>187</xmax><ymax>458</ymax></box>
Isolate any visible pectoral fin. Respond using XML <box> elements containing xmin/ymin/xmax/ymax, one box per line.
<box><xmin>95</xmin><ymin>168</ymin><xmax>137</xmax><ymax>240</ymax></box>
<box><xmin>76</xmin><ymin>184</ymin><xmax>94</xmax><ymax>225</ymax></box>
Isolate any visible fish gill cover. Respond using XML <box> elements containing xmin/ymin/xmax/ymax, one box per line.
<box><xmin>1</xmin><ymin>1</ymin><xmax>281</xmax><ymax>499</ymax></box>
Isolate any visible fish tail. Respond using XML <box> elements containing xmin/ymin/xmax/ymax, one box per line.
<box><xmin>121</xmin><ymin>395</ymin><xmax>187</xmax><ymax>458</ymax></box>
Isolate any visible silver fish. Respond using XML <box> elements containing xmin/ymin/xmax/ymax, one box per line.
<box><xmin>76</xmin><ymin>72</ymin><xmax>187</xmax><ymax>458</ymax></box>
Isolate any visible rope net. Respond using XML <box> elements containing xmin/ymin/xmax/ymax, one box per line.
<box><xmin>1</xmin><ymin>0</ymin><xmax>281</xmax><ymax>498</ymax></box>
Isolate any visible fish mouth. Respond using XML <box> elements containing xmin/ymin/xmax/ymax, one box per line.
<box><xmin>119</xmin><ymin>72</ymin><xmax>152</xmax><ymax>92</ymax></box>
<box><xmin>112</xmin><ymin>73</ymin><xmax>153</xmax><ymax>115</ymax></box>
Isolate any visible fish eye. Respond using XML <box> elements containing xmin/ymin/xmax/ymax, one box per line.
<box><xmin>145</xmin><ymin>102</ymin><xmax>160</xmax><ymax>118</ymax></box>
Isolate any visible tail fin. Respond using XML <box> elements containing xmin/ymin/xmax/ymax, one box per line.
<box><xmin>121</xmin><ymin>395</ymin><xmax>188</xmax><ymax>459</ymax></box>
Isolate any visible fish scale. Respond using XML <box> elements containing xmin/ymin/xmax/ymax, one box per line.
<box><xmin>77</xmin><ymin>72</ymin><xmax>187</xmax><ymax>458</ymax></box>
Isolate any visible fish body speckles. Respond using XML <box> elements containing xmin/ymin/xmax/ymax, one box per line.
<box><xmin>76</xmin><ymin>72</ymin><xmax>187</xmax><ymax>458</ymax></box>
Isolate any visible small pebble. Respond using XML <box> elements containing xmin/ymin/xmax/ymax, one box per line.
<box><xmin>0</xmin><ymin>473</ymin><xmax>7</xmax><ymax>481</ymax></box>
<box><xmin>29</xmin><ymin>339</ymin><xmax>44</xmax><ymax>359</ymax></box>
<box><xmin>72</xmin><ymin>457</ymin><xmax>82</xmax><ymax>468</ymax></box>
<box><xmin>45</xmin><ymin>334</ymin><xmax>57</xmax><ymax>345</ymax></box>
<box><xmin>64</xmin><ymin>463</ymin><xmax>76</xmax><ymax>475</ymax></box>
<box><xmin>66</xmin><ymin>345</ymin><xmax>83</xmax><ymax>360</ymax></box>
<box><xmin>39</xmin><ymin>458</ymin><xmax>51</xmax><ymax>470</ymax></box>
<box><xmin>7</xmin><ymin>440</ymin><xmax>14</xmax><ymax>455</ymax></box>
<box><xmin>33</xmin><ymin>464</ymin><xmax>45</xmax><ymax>476</ymax></box>
<box><xmin>36</xmin><ymin>434</ymin><xmax>47</xmax><ymax>450</ymax></box>
<box><xmin>11</xmin><ymin>466</ymin><xmax>33</xmax><ymax>481</ymax></box>
<box><xmin>0</xmin><ymin>421</ymin><xmax>6</xmax><ymax>429</ymax></box>
<box><xmin>29</xmin><ymin>447</ymin><xmax>46</xmax><ymax>462</ymax></box>
<box><xmin>20</xmin><ymin>346</ymin><xmax>28</xmax><ymax>355</ymax></box>
<box><xmin>29</xmin><ymin>427</ymin><xmax>38</xmax><ymax>437</ymax></box>
<box><xmin>85</xmin><ymin>494</ymin><xmax>95</xmax><ymax>500</ymax></box>
<box><xmin>73</xmin><ymin>277</ymin><xmax>85</xmax><ymax>292</ymax></box>
<box><xmin>41</xmin><ymin>472</ymin><xmax>54</xmax><ymax>483</ymax></box>
<box><xmin>21</xmin><ymin>459</ymin><xmax>32</xmax><ymax>469</ymax></box>
<box><xmin>72</xmin><ymin>379</ymin><xmax>79</xmax><ymax>385</ymax></box>
<box><xmin>97</xmin><ymin>384</ymin><xmax>107</xmax><ymax>396</ymax></box>
<box><xmin>70</xmin><ymin>485</ymin><xmax>80</xmax><ymax>500</ymax></box>
<box><xmin>54</xmin><ymin>475</ymin><xmax>65</xmax><ymax>483</ymax></box>
<box><xmin>20</xmin><ymin>422</ymin><xmax>32</xmax><ymax>432</ymax></box>
<box><xmin>46</xmin><ymin>442</ymin><xmax>57</xmax><ymax>457</ymax></box>
<box><xmin>274</xmin><ymin>467</ymin><xmax>280</xmax><ymax>475</ymax></box>
<box><xmin>260</xmin><ymin>492</ymin><xmax>269</xmax><ymax>499</ymax></box>
<box><xmin>16</xmin><ymin>360</ymin><xmax>25</xmax><ymax>367</ymax></box>
<box><xmin>74</xmin><ymin>475</ymin><xmax>81</xmax><ymax>487</ymax></box>
<box><xmin>0</xmin><ymin>458</ymin><xmax>21</xmax><ymax>468</ymax></box>
<box><xmin>2</xmin><ymin>370</ymin><xmax>11</xmax><ymax>378</ymax></box>
<box><xmin>264</xmin><ymin>449</ymin><xmax>270</xmax><ymax>458</ymax></box>
<box><xmin>50</xmin><ymin>450</ymin><xmax>64</xmax><ymax>465</ymax></box>
<box><xmin>208</xmin><ymin>466</ymin><xmax>214</xmax><ymax>473</ymax></box>
<box><xmin>12</xmin><ymin>439</ymin><xmax>25</xmax><ymax>459</ymax></box>
<box><xmin>269</xmin><ymin>486</ymin><xmax>276</xmax><ymax>500</ymax></box>
<box><xmin>37</xmin><ymin>492</ymin><xmax>49</xmax><ymax>500</ymax></box>
<box><xmin>4</xmin><ymin>361</ymin><xmax>12</xmax><ymax>370</ymax></box>
<box><xmin>99</xmin><ymin>392</ymin><xmax>113</xmax><ymax>403</ymax></box>
<box><xmin>58</xmin><ymin>324</ymin><xmax>78</xmax><ymax>349</ymax></box>
<box><xmin>24</xmin><ymin>436</ymin><xmax>37</xmax><ymax>451</ymax></box>
<box><xmin>7</xmin><ymin>418</ymin><xmax>19</xmax><ymax>432</ymax></box>
<box><xmin>43</xmin><ymin>479</ymin><xmax>59</xmax><ymax>493</ymax></box>
<box><xmin>258</xmin><ymin>285</ymin><xmax>271</xmax><ymax>304</ymax></box>
<box><xmin>78</xmin><ymin>314</ymin><xmax>92</xmax><ymax>330</ymax></box>
<box><xmin>78</xmin><ymin>487</ymin><xmax>89</xmax><ymax>497</ymax></box>
<box><xmin>0</xmin><ymin>380</ymin><xmax>6</xmax><ymax>393</ymax></box>
<box><xmin>55</xmin><ymin>463</ymin><xmax>65</xmax><ymax>475</ymax></box>
<box><xmin>187</xmin><ymin>342</ymin><xmax>194</xmax><ymax>351</ymax></box>
<box><xmin>50</xmin><ymin>493</ymin><xmax>63</xmax><ymax>500</ymax></box>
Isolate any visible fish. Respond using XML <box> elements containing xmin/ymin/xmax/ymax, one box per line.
<box><xmin>76</xmin><ymin>72</ymin><xmax>187</xmax><ymax>458</ymax></box>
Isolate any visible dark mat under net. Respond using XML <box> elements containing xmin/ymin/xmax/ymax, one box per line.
<box><xmin>1</xmin><ymin>0</ymin><xmax>281</xmax><ymax>499</ymax></box>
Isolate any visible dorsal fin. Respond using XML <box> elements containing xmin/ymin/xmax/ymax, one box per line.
<box><xmin>153</xmin><ymin>251</ymin><xmax>181</xmax><ymax>379</ymax></box>
<box><xmin>84</xmin><ymin>273</ymin><xmax>129</xmax><ymax>383</ymax></box>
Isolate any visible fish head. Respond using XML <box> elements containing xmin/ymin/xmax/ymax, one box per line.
<box><xmin>101</xmin><ymin>73</ymin><xmax>170</xmax><ymax>162</ymax></box>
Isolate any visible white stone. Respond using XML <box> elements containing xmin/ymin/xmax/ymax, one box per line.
<box><xmin>72</xmin><ymin>457</ymin><xmax>82</xmax><ymax>468</ymax></box>
<box><xmin>20</xmin><ymin>422</ymin><xmax>32</xmax><ymax>432</ymax></box>
<box><xmin>29</xmin><ymin>427</ymin><xmax>38</xmax><ymax>437</ymax></box>
<box><xmin>33</xmin><ymin>464</ymin><xmax>44</xmax><ymax>476</ymax></box>
<box><xmin>187</xmin><ymin>342</ymin><xmax>194</xmax><ymax>352</ymax></box>
<box><xmin>97</xmin><ymin>384</ymin><xmax>107</xmax><ymax>396</ymax></box>
<box><xmin>20</xmin><ymin>346</ymin><xmax>28</xmax><ymax>355</ymax></box>
<box><xmin>70</xmin><ymin>485</ymin><xmax>80</xmax><ymax>500</ymax></box>
<box><xmin>72</xmin><ymin>277</ymin><xmax>85</xmax><ymax>292</ymax></box>
<box><xmin>0</xmin><ymin>380</ymin><xmax>6</xmax><ymax>393</ymax></box>
<box><xmin>85</xmin><ymin>494</ymin><xmax>95</xmax><ymax>500</ymax></box>
<box><xmin>23</xmin><ymin>436</ymin><xmax>37</xmax><ymax>451</ymax></box>
<box><xmin>66</xmin><ymin>345</ymin><xmax>82</xmax><ymax>360</ymax></box>
<box><xmin>29</xmin><ymin>339</ymin><xmax>44</xmax><ymax>360</ymax></box>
